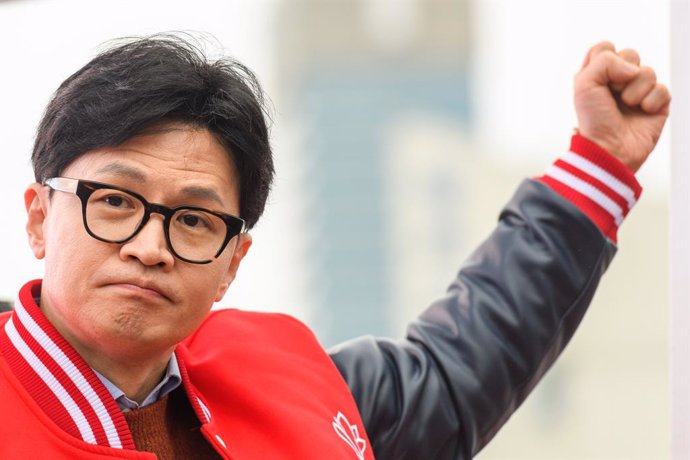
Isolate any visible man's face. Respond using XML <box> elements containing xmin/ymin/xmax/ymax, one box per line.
<box><xmin>24</xmin><ymin>123</ymin><xmax>251</xmax><ymax>360</ymax></box>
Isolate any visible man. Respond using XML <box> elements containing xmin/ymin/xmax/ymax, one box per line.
<box><xmin>0</xmin><ymin>36</ymin><xmax>670</xmax><ymax>459</ymax></box>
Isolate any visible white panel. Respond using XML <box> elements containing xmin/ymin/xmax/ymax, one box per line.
<box><xmin>671</xmin><ymin>0</ymin><xmax>690</xmax><ymax>457</ymax></box>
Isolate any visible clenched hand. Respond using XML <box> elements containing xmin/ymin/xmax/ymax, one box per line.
<box><xmin>574</xmin><ymin>41</ymin><xmax>671</xmax><ymax>172</ymax></box>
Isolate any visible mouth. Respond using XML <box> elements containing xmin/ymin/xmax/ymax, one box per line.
<box><xmin>104</xmin><ymin>280</ymin><xmax>173</xmax><ymax>302</ymax></box>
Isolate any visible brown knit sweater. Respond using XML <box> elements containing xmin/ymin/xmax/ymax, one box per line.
<box><xmin>123</xmin><ymin>386</ymin><xmax>221</xmax><ymax>459</ymax></box>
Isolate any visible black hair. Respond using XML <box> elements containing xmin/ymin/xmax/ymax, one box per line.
<box><xmin>32</xmin><ymin>33</ymin><xmax>273</xmax><ymax>229</ymax></box>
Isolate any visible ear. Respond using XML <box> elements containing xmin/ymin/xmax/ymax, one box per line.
<box><xmin>25</xmin><ymin>183</ymin><xmax>49</xmax><ymax>260</ymax></box>
<box><xmin>214</xmin><ymin>233</ymin><xmax>253</xmax><ymax>302</ymax></box>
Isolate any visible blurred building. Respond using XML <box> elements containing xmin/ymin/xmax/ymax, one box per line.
<box><xmin>274</xmin><ymin>0</ymin><xmax>472</xmax><ymax>345</ymax></box>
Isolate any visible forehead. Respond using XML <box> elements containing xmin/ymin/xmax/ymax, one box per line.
<box><xmin>61</xmin><ymin>124</ymin><xmax>239</xmax><ymax>209</ymax></box>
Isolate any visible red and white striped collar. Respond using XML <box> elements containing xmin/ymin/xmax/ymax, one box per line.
<box><xmin>0</xmin><ymin>279</ymin><xmax>214</xmax><ymax>450</ymax></box>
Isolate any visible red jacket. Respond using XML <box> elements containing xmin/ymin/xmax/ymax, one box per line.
<box><xmin>0</xmin><ymin>280</ymin><xmax>374</xmax><ymax>459</ymax></box>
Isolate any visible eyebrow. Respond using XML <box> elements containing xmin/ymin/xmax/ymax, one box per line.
<box><xmin>95</xmin><ymin>163</ymin><xmax>146</xmax><ymax>182</ymax></box>
<box><xmin>177</xmin><ymin>185</ymin><xmax>226</xmax><ymax>208</ymax></box>
<box><xmin>94</xmin><ymin>163</ymin><xmax>227</xmax><ymax>207</ymax></box>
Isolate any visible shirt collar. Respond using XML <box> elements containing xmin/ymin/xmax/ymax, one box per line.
<box><xmin>93</xmin><ymin>352</ymin><xmax>182</xmax><ymax>412</ymax></box>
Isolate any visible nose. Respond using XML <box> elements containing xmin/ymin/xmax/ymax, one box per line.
<box><xmin>119</xmin><ymin>214</ymin><xmax>175</xmax><ymax>269</ymax></box>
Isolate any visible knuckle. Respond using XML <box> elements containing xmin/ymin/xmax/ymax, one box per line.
<box><xmin>639</xmin><ymin>66</ymin><xmax>657</xmax><ymax>81</ymax></box>
<box><xmin>620</xmin><ymin>89</ymin><xmax>638</xmax><ymax>106</ymax></box>
<box><xmin>599</xmin><ymin>49</ymin><xmax>617</xmax><ymax>63</ymax></box>
<box><xmin>641</xmin><ymin>86</ymin><xmax>670</xmax><ymax>112</ymax></box>
<box><xmin>619</xmin><ymin>48</ymin><xmax>640</xmax><ymax>63</ymax></box>
<box><xmin>593</xmin><ymin>40</ymin><xmax>616</xmax><ymax>53</ymax></box>
<box><xmin>590</xmin><ymin>47</ymin><xmax>615</xmax><ymax>67</ymax></box>
<box><xmin>640</xmin><ymin>96</ymin><xmax>658</xmax><ymax>112</ymax></box>
<box><xmin>656</xmin><ymin>83</ymin><xmax>671</xmax><ymax>98</ymax></box>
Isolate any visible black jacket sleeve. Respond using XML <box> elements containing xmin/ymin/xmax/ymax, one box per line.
<box><xmin>329</xmin><ymin>179</ymin><xmax>617</xmax><ymax>460</ymax></box>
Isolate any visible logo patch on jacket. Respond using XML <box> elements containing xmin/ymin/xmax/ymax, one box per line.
<box><xmin>332</xmin><ymin>411</ymin><xmax>366</xmax><ymax>459</ymax></box>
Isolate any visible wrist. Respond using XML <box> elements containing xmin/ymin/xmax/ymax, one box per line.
<box><xmin>536</xmin><ymin>134</ymin><xmax>642</xmax><ymax>243</ymax></box>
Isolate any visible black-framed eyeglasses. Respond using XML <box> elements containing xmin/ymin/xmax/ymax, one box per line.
<box><xmin>44</xmin><ymin>177</ymin><xmax>246</xmax><ymax>264</ymax></box>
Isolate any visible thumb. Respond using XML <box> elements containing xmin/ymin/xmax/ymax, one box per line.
<box><xmin>583</xmin><ymin>50</ymin><xmax>640</xmax><ymax>87</ymax></box>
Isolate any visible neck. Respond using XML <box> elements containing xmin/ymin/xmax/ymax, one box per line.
<box><xmin>87</xmin><ymin>350</ymin><xmax>172</xmax><ymax>404</ymax></box>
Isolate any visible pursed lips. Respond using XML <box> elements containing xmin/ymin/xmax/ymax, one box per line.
<box><xmin>104</xmin><ymin>279</ymin><xmax>173</xmax><ymax>302</ymax></box>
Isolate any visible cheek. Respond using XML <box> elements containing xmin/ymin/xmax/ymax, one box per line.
<box><xmin>183</xmin><ymin>266</ymin><xmax>231</xmax><ymax>306</ymax></box>
<box><xmin>43</xmin><ymin>217</ymin><xmax>106</xmax><ymax>286</ymax></box>
<box><xmin>44</xmin><ymin>203</ymin><xmax>86</xmax><ymax>253</ymax></box>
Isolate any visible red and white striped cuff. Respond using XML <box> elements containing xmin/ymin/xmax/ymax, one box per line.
<box><xmin>537</xmin><ymin>134</ymin><xmax>642</xmax><ymax>243</ymax></box>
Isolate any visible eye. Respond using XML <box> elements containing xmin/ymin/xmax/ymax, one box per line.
<box><xmin>100</xmin><ymin>193</ymin><xmax>136</xmax><ymax>209</ymax></box>
<box><xmin>104</xmin><ymin>195</ymin><xmax>125</xmax><ymax>207</ymax></box>
<box><xmin>176</xmin><ymin>211</ymin><xmax>213</xmax><ymax>230</ymax></box>
<box><xmin>182</xmin><ymin>214</ymin><xmax>202</xmax><ymax>227</ymax></box>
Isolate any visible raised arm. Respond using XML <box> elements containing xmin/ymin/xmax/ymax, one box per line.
<box><xmin>329</xmin><ymin>43</ymin><xmax>670</xmax><ymax>460</ymax></box>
